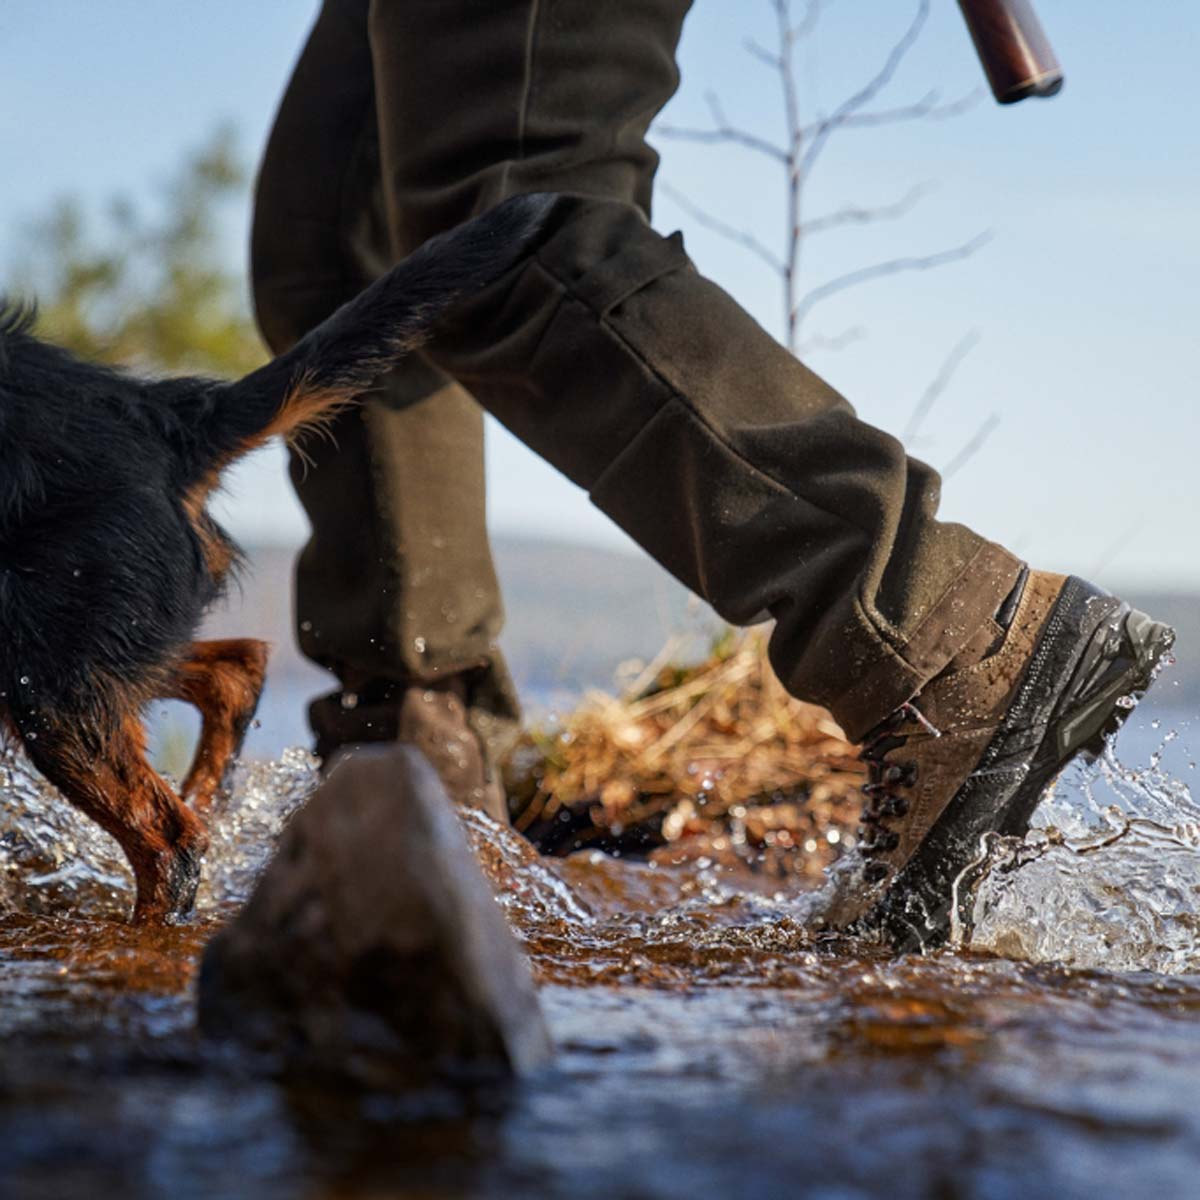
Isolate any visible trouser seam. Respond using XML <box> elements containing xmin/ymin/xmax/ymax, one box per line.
<box><xmin>499</xmin><ymin>0</ymin><xmax>541</xmax><ymax>198</ymax></box>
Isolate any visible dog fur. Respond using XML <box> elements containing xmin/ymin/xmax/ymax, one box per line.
<box><xmin>0</xmin><ymin>193</ymin><xmax>550</xmax><ymax>921</ymax></box>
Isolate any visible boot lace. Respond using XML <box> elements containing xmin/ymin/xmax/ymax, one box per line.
<box><xmin>856</xmin><ymin>702</ymin><xmax>926</xmax><ymax>880</ymax></box>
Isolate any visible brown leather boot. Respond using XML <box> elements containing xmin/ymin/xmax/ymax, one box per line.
<box><xmin>820</xmin><ymin>569</ymin><xmax>1175</xmax><ymax>950</ymax></box>
<box><xmin>308</xmin><ymin>676</ymin><xmax>510</xmax><ymax>825</ymax></box>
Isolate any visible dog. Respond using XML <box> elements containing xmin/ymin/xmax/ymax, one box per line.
<box><xmin>0</xmin><ymin>192</ymin><xmax>550</xmax><ymax>922</ymax></box>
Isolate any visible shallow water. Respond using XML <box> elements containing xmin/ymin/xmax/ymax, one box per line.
<box><xmin>2</xmin><ymin>702</ymin><xmax>1200</xmax><ymax>1198</ymax></box>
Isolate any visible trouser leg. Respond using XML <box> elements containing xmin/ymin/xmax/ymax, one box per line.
<box><xmin>250</xmin><ymin>0</ymin><xmax>520</xmax><ymax>762</ymax></box>
<box><xmin>364</xmin><ymin>0</ymin><xmax>1021</xmax><ymax>742</ymax></box>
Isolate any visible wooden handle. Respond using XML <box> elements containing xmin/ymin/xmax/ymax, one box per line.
<box><xmin>957</xmin><ymin>0</ymin><xmax>1063</xmax><ymax>104</ymax></box>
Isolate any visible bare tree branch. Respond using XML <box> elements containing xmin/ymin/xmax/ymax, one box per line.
<box><xmin>799</xmin><ymin>183</ymin><xmax>929</xmax><ymax>237</ymax></box>
<box><xmin>797</xmin><ymin>325</ymin><xmax>867</xmax><ymax>354</ymax></box>
<box><xmin>831</xmin><ymin>88</ymin><xmax>981</xmax><ymax>129</ymax></box>
<box><xmin>744</xmin><ymin>38</ymin><xmax>781</xmax><ymax>71</ymax></box>
<box><xmin>792</xmin><ymin>231</ymin><xmax>991</xmax><ymax>333</ymax></box>
<box><xmin>799</xmin><ymin>0</ymin><xmax>930</xmax><ymax>179</ymax></box>
<box><xmin>660</xmin><ymin>0</ymin><xmax>985</xmax><ymax>371</ymax></box>
<box><xmin>704</xmin><ymin>91</ymin><xmax>730</xmax><ymax>127</ymax></box>
<box><xmin>790</xmin><ymin>0</ymin><xmax>826</xmax><ymax>42</ymax></box>
<box><xmin>658</xmin><ymin>181</ymin><xmax>784</xmax><ymax>274</ymax></box>
<box><xmin>942</xmin><ymin>412</ymin><xmax>1000</xmax><ymax>480</ymax></box>
<box><xmin>657</xmin><ymin>89</ymin><xmax>789</xmax><ymax>163</ymax></box>
<box><xmin>774</xmin><ymin>3</ymin><xmax>804</xmax><ymax>157</ymax></box>
<box><xmin>774</xmin><ymin>0</ymin><xmax>805</xmax><ymax>348</ymax></box>
<box><xmin>904</xmin><ymin>330</ymin><xmax>981</xmax><ymax>442</ymax></box>
<box><xmin>654</xmin><ymin>122</ymin><xmax>789</xmax><ymax>162</ymax></box>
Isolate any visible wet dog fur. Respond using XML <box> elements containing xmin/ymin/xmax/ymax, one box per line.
<box><xmin>0</xmin><ymin>194</ymin><xmax>550</xmax><ymax>921</ymax></box>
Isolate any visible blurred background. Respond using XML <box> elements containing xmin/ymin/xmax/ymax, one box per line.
<box><xmin>1</xmin><ymin>0</ymin><xmax>1195</xmax><ymax>760</ymax></box>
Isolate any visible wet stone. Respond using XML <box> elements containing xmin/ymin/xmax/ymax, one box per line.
<box><xmin>197</xmin><ymin>745</ymin><xmax>553</xmax><ymax>1087</ymax></box>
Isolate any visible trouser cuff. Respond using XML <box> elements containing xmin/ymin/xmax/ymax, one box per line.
<box><xmin>824</xmin><ymin>542</ymin><xmax>1024</xmax><ymax>742</ymax></box>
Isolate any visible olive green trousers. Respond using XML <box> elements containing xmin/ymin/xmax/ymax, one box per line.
<box><xmin>251</xmin><ymin>0</ymin><xmax>1021</xmax><ymax>744</ymax></box>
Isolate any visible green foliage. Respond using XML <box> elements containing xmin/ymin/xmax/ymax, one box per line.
<box><xmin>9</xmin><ymin>123</ymin><xmax>265</xmax><ymax>377</ymax></box>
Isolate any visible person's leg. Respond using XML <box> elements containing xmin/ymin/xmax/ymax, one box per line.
<box><xmin>365</xmin><ymin>0</ymin><xmax>1018</xmax><ymax>742</ymax></box>
<box><xmin>251</xmin><ymin>0</ymin><xmax>518</xmax><ymax>816</ymax></box>
<box><xmin>363</xmin><ymin>0</ymin><xmax>1173</xmax><ymax>944</ymax></box>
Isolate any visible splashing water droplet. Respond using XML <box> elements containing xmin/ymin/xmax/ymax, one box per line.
<box><xmin>966</xmin><ymin>728</ymin><xmax>1200</xmax><ymax>973</ymax></box>
<box><xmin>0</xmin><ymin>749</ymin><xmax>322</xmax><ymax>920</ymax></box>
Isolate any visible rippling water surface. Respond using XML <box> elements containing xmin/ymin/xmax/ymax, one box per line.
<box><xmin>2</xmin><ymin>702</ymin><xmax>1200</xmax><ymax>1199</ymax></box>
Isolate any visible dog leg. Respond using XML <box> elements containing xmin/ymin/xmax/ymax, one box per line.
<box><xmin>164</xmin><ymin>639</ymin><xmax>269</xmax><ymax>814</ymax></box>
<box><xmin>15</xmin><ymin>713</ymin><xmax>208</xmax><ymax>923</ymax></box>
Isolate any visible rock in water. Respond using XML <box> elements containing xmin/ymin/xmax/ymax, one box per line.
<box><xmin>197</xmin><ymin>745</ymin><xmax>552</xmax><ymax>1085</ymax></box>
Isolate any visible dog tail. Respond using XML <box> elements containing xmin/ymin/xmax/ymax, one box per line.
<box><xmin>170</xmin><ymin>193</ymin><xmax>554</xmax><ymax>484</ymax></box>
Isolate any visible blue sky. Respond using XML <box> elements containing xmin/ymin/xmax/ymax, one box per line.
<box><xmin>1</xmin><ymin>1</ymin><xmax>1196</xmax><ymax>587</ymax></box>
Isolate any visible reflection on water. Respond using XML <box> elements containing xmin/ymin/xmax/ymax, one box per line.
<box><xmin>1</xmin><ymin>705</ymin><xmax>1200</xmax><ymax>1197</ymax></box>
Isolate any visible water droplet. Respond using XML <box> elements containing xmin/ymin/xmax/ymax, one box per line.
<box><xmin>414</xmin><ymin>636</ymin><xmax>427</xmax><ymax>653</ymax></box>
<box><xmin>18</xmin><ymin>676</ymin><xmax>29</xmax><ymax>686</ymax></box>
<box><xmin>300</xmin><ymin>620</ymin><xmax>313</xmax><ymax>633</ymax></box>
<box><xmin>340</xmin><ymin>692</ymin><xmax>359</xmax><ymax>710</ymax></box>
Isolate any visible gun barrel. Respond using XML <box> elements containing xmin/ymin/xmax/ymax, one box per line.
<box><xmin>957</xmin><ymin>0</ymin><xmax>1063</xmax><ymax>104</ymax></box>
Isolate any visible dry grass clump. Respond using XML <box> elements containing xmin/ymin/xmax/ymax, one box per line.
<box><xmin>505</xmin><ymin>628</ymin><xmax>866</xmax><ymax>882</ymax></box>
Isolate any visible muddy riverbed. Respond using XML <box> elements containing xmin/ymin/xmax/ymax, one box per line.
<box><xmin>2</xmin><ymin>701</ymin><xmax>1199</xmax><ymax>1199</ymax></box>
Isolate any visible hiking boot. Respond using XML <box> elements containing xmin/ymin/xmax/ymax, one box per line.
<box><xmin>309</xmin><ymin>676</ymin><xmax>511</xmax><ymax>825</ymax></box>
<box><xmin>819</xmin><ymin>569</ymin><xmax>1175</xmax><ymax>951</ymax></box>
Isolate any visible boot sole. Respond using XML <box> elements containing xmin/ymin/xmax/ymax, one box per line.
<box><xmin>853</xmin><ymin>577</ymin><xmax>1175</xmax><ymax>953</ymax></box>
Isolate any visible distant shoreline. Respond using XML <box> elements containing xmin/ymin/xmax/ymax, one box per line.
<box><xmin>199</xmin><ymin>535</ymin><xmax>1200</xmax><ymax>706</ymax></box>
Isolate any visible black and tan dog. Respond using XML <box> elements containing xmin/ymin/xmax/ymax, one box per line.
<box><xmin>0</xmin><ymin>193</ymin><xmax>549</xmax><ymax>922</ymax></box>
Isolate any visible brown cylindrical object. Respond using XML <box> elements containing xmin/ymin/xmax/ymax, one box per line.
<box><xmin>958</xmin><ymin>0</ymin><xmax>1064</xmax><ymax>104</ymax></box>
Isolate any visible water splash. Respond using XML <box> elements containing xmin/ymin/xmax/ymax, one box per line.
<box><xmin>0</xmin><ymin>750</ymin><xmax>131</xmax><ymax>919</ymax></box>
<box><xmin>0</xmin><ymin>748</ymin><xmax>320</xmax><ymax>921</ymax></box>
<box><xmin>964</xmin><ymin>720</ymin><xmax>1200</xmax><ymax>973</ymax></box>
<box><xmin>3</xmin><ymin>711</ymin><xmax>1200</xmax><ymax>978</ymax></box>
<box><xmin>196</xmin><ymin>750</ymin><xmax>322</xmax><ymax>911</ymax></box>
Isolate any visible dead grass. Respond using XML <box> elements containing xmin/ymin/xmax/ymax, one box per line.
<box><xmin>504</xmin><ymin>628</ymin><xmax>865</xmax><ymax>882</ymax></box>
